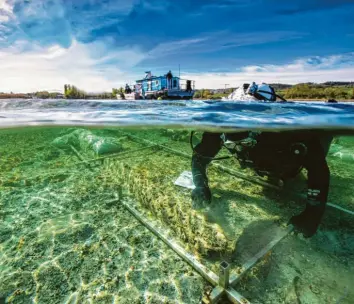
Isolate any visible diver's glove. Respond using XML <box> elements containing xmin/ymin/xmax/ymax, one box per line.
<box><xmin>191</xmin><ymin>153</ymin><xmax>211</xmax><ymax>210</ymax></box>
<box><xmin>289</xmin><ymin>203</ymin><xmax>325</xmax><ymax>238</ymax></box>
<box><xmin>191</xmin><ymin>186</ymin><xmax>211</xmax><ymax>210</ymax></box>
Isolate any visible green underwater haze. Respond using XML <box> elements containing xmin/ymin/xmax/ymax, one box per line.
<box><xmin>0</xmin><ymin>126</ymin><xmax>353</xmax><ymax>304</ymax></box>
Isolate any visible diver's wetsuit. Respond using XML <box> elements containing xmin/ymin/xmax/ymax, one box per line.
<box><xmin>191</xmin><ymin>131</ymin><xmax>332</xmax><ymax>238</ymax></box>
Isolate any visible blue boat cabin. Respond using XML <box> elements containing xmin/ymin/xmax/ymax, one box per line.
<box><xmin>134</xmin><ymin>71</ymin><xmax>195</xmax><ymax>100</ymax></box>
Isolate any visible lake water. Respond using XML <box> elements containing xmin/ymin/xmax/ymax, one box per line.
<box><xmin>0</xmin><ymin>99</ymin><xmax>353</xmax><ymax>304</ymax></box>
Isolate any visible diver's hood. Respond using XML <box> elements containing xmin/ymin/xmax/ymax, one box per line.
<box><xmin>223</xmin><ymin>82</ymin><xmax>276</xmax><ymax>102</ymax></box>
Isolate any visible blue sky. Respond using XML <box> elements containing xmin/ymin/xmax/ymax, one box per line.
<box><xmin>0</xmin><ymin>0</ymin><xmax>353</xmax><ymax>92</ymax></box>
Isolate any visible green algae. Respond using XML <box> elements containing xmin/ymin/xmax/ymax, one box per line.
<box><xmin>34</xmin><ymin>265</ymin><xmax>70</xmax><ymax>303</ymax></box>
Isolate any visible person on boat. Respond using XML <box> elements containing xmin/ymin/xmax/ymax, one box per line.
<box><xmin>125</xmin><ymin>84</ymin><xmax>132</xmax><ymax>94</ymax></box>
<box><xmin>191</xmin><ymin>82</ymin><xmax>332</xmax><ymax>238</ymax></box>
<box><xmin>166</xmin><ymin>70</ymin><xmax>173</xmax><ymax>90</ymax></box>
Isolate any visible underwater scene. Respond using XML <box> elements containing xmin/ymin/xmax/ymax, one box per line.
<box><xmin>0</xmin><ymin>100</ymin><xmax>354</xmax><ymax>304</ymax></box>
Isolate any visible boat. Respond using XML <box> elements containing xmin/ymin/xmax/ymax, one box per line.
<box><xmin>116</xmin><ymin>91</ymin><xmax>140</xmax><ymax>100</ymax></box>
<box><xmin>117</xmin><ymin>71</ymin><xmax>195</xmax><ymax>100</ymax></box>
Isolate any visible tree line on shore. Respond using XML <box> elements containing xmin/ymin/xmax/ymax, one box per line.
<box><xmin>194</xmin><ymin>83</ymin><xmax>354</xmax><ymax>100</ymax></box>
<box><xmin>64</xmin><ymin>84</ymin><xmax>115</xmax><ymax>99</ymax></box>
<box><xmin>0</xmin><ymin>85</ymin><xmax>125</xmax><ymax>99</ymax></box>
<box><xmin>0</xmin><ymin>91</ymin><xmax>63</xmax><ymax>99</ymax></box>
<box><xmin>63</xmin><ymin>84</ymin><xmax>127</xmax><ymax>99</ymax></box>
<box><xmin>279</xmin><ymin>84</ymin><xmax>354</xmax><ymax>100</ymax></box>
<box><xmin>193</xmin><ymin>88</ymin><xmax>234</xmax><ymax>99</ymax></box>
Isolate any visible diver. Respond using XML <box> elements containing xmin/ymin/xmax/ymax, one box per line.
<box><xmin>191</xmin><ymin>82</ymin><xmax>332</xmax><ymax>238</ymax></box>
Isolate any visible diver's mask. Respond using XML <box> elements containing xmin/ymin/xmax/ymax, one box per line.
<box><xmin>246</xmin><ymin>82</ymin><xmax>258</xmax><ymax>96</ymax></box>
<box><xmin>221</xmin><ymin>133</ymin><xmax>258</xmax><ymax>155</ymax></box>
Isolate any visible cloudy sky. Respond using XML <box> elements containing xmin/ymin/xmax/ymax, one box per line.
<box><xmin>0</xmin><ymin>0</ymin><xmax>353</xmax><ymax>92</ymax></box>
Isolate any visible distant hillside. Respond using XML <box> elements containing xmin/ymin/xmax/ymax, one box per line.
<box><xmin>279</xmin><ymin>83</ymin><xmax>354</xmax><ymax>100</ymax></box>
<box><xmin>271</xmin><ymin>82</ymin><xmax>354</xmax><ymax>90</ymax></box>
<box><xmin>195</xmin><ymin>82</ymin><xmax>354</xmax><ymax>100</ymax></box>
<box><xmin>312</xmin><ymin>81</ymin><xmax>354</xmax><ymax>87</ymax></box>
<box><xmin>269</xmin><ymin>83</ymin><xmax>293</xmax><ymax>90</ymax></box>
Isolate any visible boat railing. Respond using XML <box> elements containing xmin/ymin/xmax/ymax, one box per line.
<box><xmin>178</xmin><ymin>79</ymin><xmax>195</xmax><ymax>91</ymax></box>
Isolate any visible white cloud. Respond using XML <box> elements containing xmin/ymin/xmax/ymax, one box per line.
<box><xmin>0</xmin><ymin>0</ymin><xmax>13</xmax><ymax>22</ymax></box>
<box><xmin>0</xmin><ymin>39</ymin><xmax>145</xmax><ymax>93</ymax></box>
<box><xmin>0</xmin><ymin>0</ymin><xmax>13</xmax><ymax>13</ymax></box>
<box><xmin>184</xmin><ymin>53</ymin><xmax>354</xmax><ymax>89</ymax></box>
<box><xmin>0</xmin><ymin>0</ymin><xmax>135</xmax><ymax>48</ymax></box>
<box><xmin>0</xmin><ymin>15</ymin><xmax>8</xmax><ymax>22</ymax></box>
<box><xmin>147</xmin><ymin>38</ymin><xmax>208</xmax><ymax>57</ymax></box>
<box><xmin>147</xmin><ymin>31</ymin><xmax>305</xmax><ymax>58</ymax></box>
<box><xmin>141</xmin><ymin>0</ymin><xmax>167</xmax><ymax>12</ymax></box>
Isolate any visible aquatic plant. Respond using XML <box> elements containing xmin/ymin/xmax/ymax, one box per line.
<box><xmin>100</xmin><ymin>158</ymin><xmax>235</xmax><ymax>257</ymax></box>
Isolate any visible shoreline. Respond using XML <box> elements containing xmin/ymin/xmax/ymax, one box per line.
<box><xmin>1</xmin><ymin>97</ymin><xmax>354</xmax><ymax>102</ymax></box>
<box><xmin>287</xmin><ymin>98</ymin><xmax>354</xmax><ymax>102</ymax></box>
<box><xmin>193</xmin><ymin>98</ymin><xmax>354</xmax><ymax>102</ymax></box>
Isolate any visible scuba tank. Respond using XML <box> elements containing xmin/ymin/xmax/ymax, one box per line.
<box><xmin>222</xmin><ymin>132</ymin><xmax>307</xmax><ymax>181</ymax></box>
